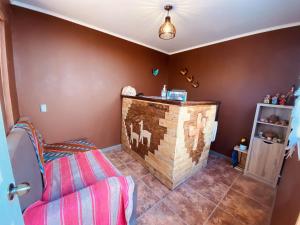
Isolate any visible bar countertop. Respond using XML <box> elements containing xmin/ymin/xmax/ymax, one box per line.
<box><xmin>122</xmin><ymin>95</ymin><xmax>220</xmax><ymax>106</ymax></box>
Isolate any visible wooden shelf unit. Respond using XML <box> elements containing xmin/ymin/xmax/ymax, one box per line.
<box><xmin>256</xmin><ymin>121</ymin><xmax>289</xmax><ymax>128</ymax></box>
<box><xmin>244</xmin><ymin>103</ymin><xmax>293</xmax><ymax>187</ymax></box>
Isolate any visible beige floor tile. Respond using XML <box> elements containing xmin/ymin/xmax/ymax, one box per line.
<box><xmin>206</xmin><ymin>207</ymin><xmax>245</xmax><ymax>225</ymax></box>
<box><xmin>163</xmin><ymin>183</ymin><xmax>216</xmax><ymax>225</ymax></box>
<box><xmin>114</xmin><ymin>150</ymin><xmax>135</xmax><ymax>164</ymax></box>
<box><xmin>232</xmin><ymin>175</ymin><xmax>275</xmax><ymax>208</ymax></box>
<box><xmin>136</xmin><ymin>182</ymin><xmax>160</xmax><ymax>217</ymax></box>
<box><xmin>219</xmin><ymin>189</ymin><xmax>271</xmax><ymax>225</ymax></box>
<box><xmin>142</xmin><ymin>174</ymin><xmax>170</xmax><ymax>198</ymax></box>
<box><xmin>186</xmin><ymin>171</ymin><xmax>230</xmax><ymax>204</ymax></box>
<box><xmin>137</xmin><ymin>202</ymin><xmax>185</xmax><ymax>225</ymax></box>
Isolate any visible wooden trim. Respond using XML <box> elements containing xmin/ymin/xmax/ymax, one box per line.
<box><xmin>101</xmin><ymin>144</ymin><xmax>122</xmax><ymax>153</ymax></box>
<box><xmin>0</xmin><ymin>20</ymin><xmax>14</xmax><ymax>132</ymax></box>
<box><xmin>122</xmin><ymin>95</ymin><xmax>220</xmax><ymax>106</ymax></box>
<box><xmin>257</xmin><ymin>103</ymin><xmax>294</xmax><ymax>109</ymax></box>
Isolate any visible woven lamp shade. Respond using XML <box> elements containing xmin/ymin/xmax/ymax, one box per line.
<box><xmin>159</xmin><ymin>16</ymin><xmax>176</xmax><ymax>40</ymax></box>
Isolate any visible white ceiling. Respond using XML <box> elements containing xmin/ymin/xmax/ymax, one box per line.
<box><xmin>10</xmin><ymin>0</ymin><xmax>300</xmax><ymax>55</ymax></box>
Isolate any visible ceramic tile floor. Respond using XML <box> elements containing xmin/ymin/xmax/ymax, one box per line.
<box><xmin>104</xmin><ymin>148</ymin><xmax>275</xmax><ymax>225</ymax></box>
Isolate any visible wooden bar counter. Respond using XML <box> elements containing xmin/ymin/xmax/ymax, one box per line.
<box><xmin>121</xmin><ymin>95</ymin><xmax>219</xmax><ymax>189</ymax></box>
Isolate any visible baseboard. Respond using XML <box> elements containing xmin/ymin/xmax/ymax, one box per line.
<box><xmin>209</xmin><ymin>149</ymin><xmax>231</xmax><ymax>160</ymax></box>
<box><xmin>101</xmin><ymin>144</ymin><xmax>122</xmax><ymax>153</ymax></box>
<box><xmin>101</xmin><ymin>146</ymin><xmax>229</xmax><ymax>159</ymax></box>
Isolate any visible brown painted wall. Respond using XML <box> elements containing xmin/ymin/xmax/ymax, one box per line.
<box><xmin>11</xmin><ymin>6</ymin><xmax>168</xmax><ymax>147</ymax></box>
<box><xmin>168</xmin><ymin>27</ymin><xmax>300</xmax><ymax>156</ymax></box>
<box><xmin>9</xmin><ymin>5</ymin><xmax>300</xmax><ymax>224</ymax></box>
<box><xmin>271</xmin><ymin>153</ymin><xmax>300</xmax><ymax>225</ymax></box>
<box><xmin>10</xmin><ymin>6</ymin><xmax>300</xmax><ymax>155</ymax></box>
<box><xmin>0</xmin><ymin>0</ymin><xmax>19</xmax><ymax>125</ymax></box>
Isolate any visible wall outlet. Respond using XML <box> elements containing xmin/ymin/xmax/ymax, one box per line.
<box><xmin>40</xmin><ymin>104</ymin><xmax>47</xmax><ymax>112</ymax></box>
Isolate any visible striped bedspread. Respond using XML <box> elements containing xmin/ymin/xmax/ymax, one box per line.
<box><xmin>23</xmin><ymin>176</ymin><xmax>136</xmax><ymax>225</ymax></box>
<box><xmin>43</xmin><ymin>150</ymin><xmax>121</xmax><ymax>202</ymax></box>
<box><xmin>43</xmin><ymin>138</ymin><xmax>98</xmax><ymax>162</ymax></box>
<box><xmin>16</xmin><ymin>118</ymin><xmax>137</xmax><ymax>224</ymax></box>
<box><xmin>44</xmin><ymin>138</ymin><xmax>98</xmax><ymax>153</ymax></box>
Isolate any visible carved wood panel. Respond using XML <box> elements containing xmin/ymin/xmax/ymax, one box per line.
<box><xmin>184</xmin><ymin>107</ymin><xmax>212</xmax><ymax>164</ymax></box>
<box><xmin>124</xmin><ymin>101</ymin><xmax>169</xmax><ymax>159</ymax></box>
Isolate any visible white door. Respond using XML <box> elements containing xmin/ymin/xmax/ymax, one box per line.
<box><xmin>0</xmin><ymin>107</ymin><xmax>24</xmax><ymax>225</ymax></box>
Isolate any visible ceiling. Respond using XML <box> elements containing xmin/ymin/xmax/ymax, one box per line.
<box><xmin>10</xmin><ymin>0</ymin><xmax>300</xmax><ymax>55</ymax></box>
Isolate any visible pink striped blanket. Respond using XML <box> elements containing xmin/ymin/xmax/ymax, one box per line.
<box><xmin>42</xmin><ymin>149</ymin><xmax>121</xmax><ymax>202</ymax></box>
<box><xmin>16</xmin><ymin>118</ymin><xmax>137</xmax><ymax>224</ymax></box>
<box><xmin>23</xmin><ymin>176</ymin><xmax>136</xmax><ymax>225</ymax></box>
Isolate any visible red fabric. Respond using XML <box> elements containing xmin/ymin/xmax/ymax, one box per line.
<box><xmin>42</xmin><ymin>150</ymin><xmax>120</xmax><ymax>202</ymax></box>
<box><xmin>23</xmin><ymin>176</ymin><xmax>135</xmax><ymax>225</ymax></box>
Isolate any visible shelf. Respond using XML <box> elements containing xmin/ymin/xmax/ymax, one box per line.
<box><xmin>254</xmin><ymin>136</ymin><xmax>284</xmax><ymax>145</ymax></box>
<box><xmin>234</xmin><ymin>146</ymin><xmax>248</xmax><ymax>154</ymax></box>
<box><xmin>256</xmin><ymin>121</ymin><xmax>289</xmax><ymax>128</ymax></box>
<box><xmin>257</xmin><ymin>103</ymin><xmax>294</xmax><ymax>110</ymax></box>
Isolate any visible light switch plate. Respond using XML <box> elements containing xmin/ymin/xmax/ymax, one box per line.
<box><xmin>40</xmin><ymin>104</ymin><xmax>47</xmax><ymax>112</ymax></box>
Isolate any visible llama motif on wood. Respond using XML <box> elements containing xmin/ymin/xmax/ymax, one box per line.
<box><xmin>139</xmin><ymin>120</ymin><xmax>151</xmax><ymax>148</ymax></box>
<box><xmin>123</xmin><ymin>99</ymin><xmax>168</xmax><ymax>159</ymax></box>
<box><xmin>129</xmin><ymin>123</ymin><xmax>139</xmax><ymax>148</ymax></box>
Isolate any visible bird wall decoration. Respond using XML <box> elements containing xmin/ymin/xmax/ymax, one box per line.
<box><xmin>191</xmin><ymin>81</ymin><xmax>199</xmax><ymax>88</ymax></box>
<box><xmin>180</xmin><ymin>68</ymin><xmax>188</xmax><ymax>76</ymax></box>
<box><xmin>179</xmin><ymin>68</ymin><xmax>199</xmax><ymax>88</ymax></box>
<box><xmin>186</xmin><ymin>75</ymin><xmax>194</xmax><ymax>82</ymax></box>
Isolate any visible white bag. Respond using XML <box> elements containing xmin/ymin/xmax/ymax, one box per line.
<box><xmin>121</xmin><ymin>86</ymin><xmax>137</xmax><ymax>96</ymax></box>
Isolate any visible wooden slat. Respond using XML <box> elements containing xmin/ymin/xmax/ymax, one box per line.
<box><xmin>121</xmin><ymin>97</ymin><xmax>217</xmax><ymax>189</ymax></box>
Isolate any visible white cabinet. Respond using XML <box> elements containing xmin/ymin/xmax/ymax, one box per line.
<box><xmin>245</xmin><ymin>104</ymin><xmax>293</xmax><ymax>187</ymax></box>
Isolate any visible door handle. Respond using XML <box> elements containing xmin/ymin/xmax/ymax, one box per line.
<box><xmin>263</xmin><ymin>140</ymin><xmax>273</xmax><ymax>145</ymax></box>
<box><xmin>8</xmin><ymin>182</ymin><xmax>31</xmax><ymax>200</ymax></box>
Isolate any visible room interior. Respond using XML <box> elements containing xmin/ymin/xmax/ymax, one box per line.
<box><xmin>0</xmin><ymin>0</ymin><xmax>299</xmax><ymax>225</ymax></box>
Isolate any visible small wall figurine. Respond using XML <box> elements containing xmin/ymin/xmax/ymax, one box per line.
<box><xmin>286</xmin><ymin>85</ymin><xmax>295</xmax><ymax>105</ymax></box>
<box><xmin>268</xmin><ymin>114</ymin><xmax>279</xmax><ymax>124</ymax></box>
<box><xmin>271</xmin><ymin>93</ymin><xmax>280</xmax><ymax>105</ymax></box>
<box><xmin>263</xmin><ymin>131</ymin><xmax>278</xmax><ymax>141</ymax></box>
<box><xmin>152</xmin><ymin>68</ymin><xmax>160</xmax><ymax>76</ymax></box>
<box><xmin>279</xmin><ymin>120</ymin><xmax>289</xmax><ymax>126</ymax></box>
<box><xmin>263</xmin><ymin>95</ymin><xmax>271</xmax><ymax>104</ymax></box>
<box><xmin>260</xmin><ymin>118</ymin><xmax>267</xmax><ymax>122</ymax></box>
<box><xmin>279</xmin><ymin>94</ymin><xmax>286</xmax><ymax>105</ymax></box>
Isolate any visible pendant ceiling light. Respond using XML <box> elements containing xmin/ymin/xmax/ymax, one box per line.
<box><xmin>159</xmin><ymin>5</ymin><xmax>176</xmax><ymax>40</ymax></box>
